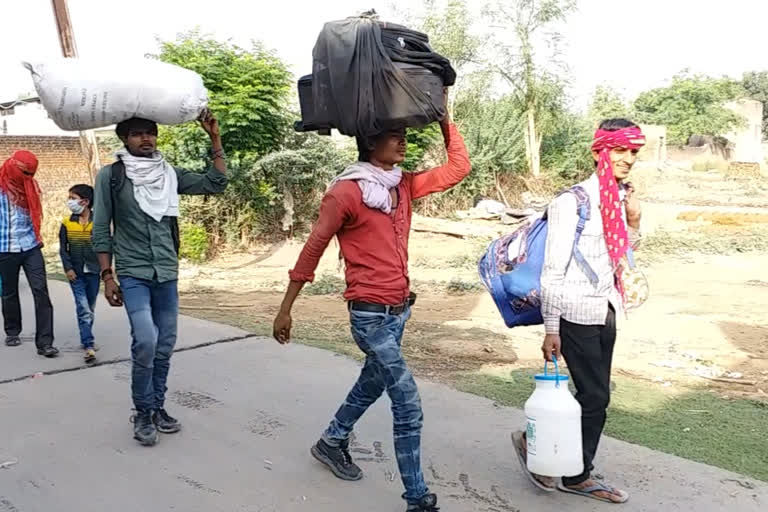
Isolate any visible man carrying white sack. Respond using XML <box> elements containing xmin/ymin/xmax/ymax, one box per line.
<box><xmin>92</xmin><ymin>113</ymin><xmax>227</xmax><ymax>446</ymax></box>
<box><xmin>514</xmin><ymin>118</ymin><xmax>646</xmax><ymax>504</ymax></box>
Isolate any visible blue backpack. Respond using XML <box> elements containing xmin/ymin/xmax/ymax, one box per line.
<box><xmin>478</xmin><ymin>186</ymin><xmax>598</xmax><ymax>328</ymax></box>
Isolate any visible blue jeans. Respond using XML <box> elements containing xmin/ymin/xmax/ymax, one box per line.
<box><xmin>68</xmin><ymin>273</ymin><xmax>99</xmax><ymax>349</ymax></box>
<box><xmin>120</xmin><ymin>277</ymin><xmax>179</xmax><ymax>412</ymax></box>
<box><xmin>322</xmin><ymin>306</ymin><xmax>429</xmax><ymax>505</ymax></box>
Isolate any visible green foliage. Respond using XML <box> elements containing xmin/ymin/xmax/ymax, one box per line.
<box><xmin>587</xmin><ymin>86</ymin><xmax>632</xmax><ymax>128</ymax></box>
<box><xmin>179</xmin><ymin>222</ymin><xmax>209</xmax><ymax>263</ymax></box>
<box><xmin>633</xmin><ymin>72</ymin><xmax>746</xmax><ymax>144</ymax></box>
<box><xmin>251</xmin><ymin>132</ymin><xmax>356</xmax><ymax>235</ymax></box>
<box><xmin>153</xmin><ymin>30</ymin><xmax>292</xmax><ymax>164</ymax></box>
<box><xmin>540</xmin><ymin>113</ymin><xmax>594</xmax><ymax>183</ymax></box>
<box><xmin>741</xmin><ymin>70</ymin><xmax>768</xmax><ymax>138</ymax></box>
<box><xmin>151</xmin><ymin>30</ymin><xmax>312</xmax><ymax>243</ymax></box>
<box><xmin>484</xmin><ymin>0</ymin><xmax>578</xmax><ymax>176</ymax></box>
<box><xmin>418</xmin><ymin>0</ymin><xmax>481</xmax><ymax>69</ymax></box>
<box><xmin>403</xmin><ymin>124</ymin><xmax>442</xmax><ymax>171</ymax></box>
<box><xmin>178</xmin><ymin>132</ymin><xmax>354</xmax><ymax>244</ymax></box>
<box><xmin>305</xmin><ymin>273</ymin><xmax>346</xmax><ymax>296</ymax></box>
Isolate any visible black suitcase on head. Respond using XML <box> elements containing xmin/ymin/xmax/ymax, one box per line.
<box><xmin>294</xmin><ymin>75</ymin><xmax>331</xmax><ymax>134</ymax></box>
<box><xmin>295</xmin><ymin>62</ymin><xmax>445</xmax><ymax>134</ymax></box>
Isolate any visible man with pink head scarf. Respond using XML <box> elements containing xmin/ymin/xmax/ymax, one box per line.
<box><xmin>514</xmin><ymin>119</ymin><xmax>645</xmax><ymax>504</ymax></box>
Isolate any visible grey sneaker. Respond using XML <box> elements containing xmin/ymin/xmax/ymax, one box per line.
<box><xmin>406</xmin><ymin>494</ymin><xmax>440</xmax><ymax>511</ymax></box>
<box><xmin>153</xmin><ymin>409</ymin><xmax>182</xmax><ymax>434</ymax></box>
<box><xmin>133</xmin><ymin>410</ymin><xmax>158</xmax><ymax>446</ymax></box>
<box><xmin>310</xmin><ymin>438</ymin><xmax>363</xmax><ymax>481</ymax></box>
<box><xmin>5</xmin><ymin>336</ymin><xmax>21</xmax><ymax>347</ymax></box>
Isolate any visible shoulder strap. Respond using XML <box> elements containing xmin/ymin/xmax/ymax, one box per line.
<box><xmin>566</xmin><ymin>185</ymin><xmax>599</xmax><ymax>286</ymax></box>
<box><xmin>110</xmin><ymin>160</ymin><xmax>125</xmax><ymax>237</ymax></box>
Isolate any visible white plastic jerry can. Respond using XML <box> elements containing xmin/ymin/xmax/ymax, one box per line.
<box><xmin>524</xmin><ymin>356</ymin><xmax>583</xmax><ymax>478</ymax></box>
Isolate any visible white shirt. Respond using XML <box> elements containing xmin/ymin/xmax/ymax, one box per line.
<box><xmin>540</xmin><ymin>174</ymin><xmax>640</xmax><ymax>334</ymax></box>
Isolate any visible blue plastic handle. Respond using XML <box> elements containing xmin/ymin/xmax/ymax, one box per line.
<box><xmin>544</xmin><ymin>354</ymin><xmax>561</xmax><ymax>388</ymax></box>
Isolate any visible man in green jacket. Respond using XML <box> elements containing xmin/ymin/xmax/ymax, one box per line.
<box><xmin>92</xmin><ymin>112</ymin><xmax>227</xmax><ymax>446</ymax></box>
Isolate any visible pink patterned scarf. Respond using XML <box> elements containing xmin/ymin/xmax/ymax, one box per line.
<box><xmin>591</xmin><ymin>127</ymin><xmax>646</xmax><ymax>298</ymax></box>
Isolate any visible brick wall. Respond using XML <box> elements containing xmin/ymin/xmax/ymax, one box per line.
<box><xmin>0</xmin><ymin>135</ymin><xmax>114</xmax><ymax>193</ymax></box>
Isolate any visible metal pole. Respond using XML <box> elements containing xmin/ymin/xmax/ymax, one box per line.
<box><xmin>50</xmin><ymin>0</ymin><xmax>101</xmax><ymax>183</ymax></box>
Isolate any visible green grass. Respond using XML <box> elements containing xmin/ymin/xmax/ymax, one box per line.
<box><xmin>455</xmin><ymin>369</ymin><xmax>768</xmax><ymax>482</ymax></box>
<box><xmin>304</xmin><ymin>273</ymin><xmax>346</xmax><ymax>296</ymax></box>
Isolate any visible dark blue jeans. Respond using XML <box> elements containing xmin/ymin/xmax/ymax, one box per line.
<box><xmin>120</xmin><ymin>277</ymin><xmax>179</xmax><ymax>412</ymax></box>
<box><xmin>322</xmin><ymin>306</ymin><xmax>429</xmax><ymax>505</ymax></box>
<box><xmin>68</xmin><ymin>272</ymin><xmax>99</xmax><ymax>349</ymax></box>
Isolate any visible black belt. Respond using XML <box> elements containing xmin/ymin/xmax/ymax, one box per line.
<box><xmin>348</xmin><ymin>293</ymin><xmax>416</xmax><ymax>316</ymax></box>
<box><xmin>348</xmin><ymin>301</ymin><xmax>408</xmax><ymax>316</ymax></box>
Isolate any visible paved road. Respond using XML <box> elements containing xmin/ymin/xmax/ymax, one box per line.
<box><xmin>0</xmin><ymin>280</ymin><xmax>766</xmax><ymax>511</ymax></box>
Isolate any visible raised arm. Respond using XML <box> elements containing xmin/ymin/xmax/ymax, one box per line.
<box><xmin>177</xmin><ymin>110</ymin><xmax>228</xmax><ymax>195</ymax></box>
<box><xmin>410</xmin><ymin>120</ymin><xmax>471</xmax><ymax>199</ymax></box>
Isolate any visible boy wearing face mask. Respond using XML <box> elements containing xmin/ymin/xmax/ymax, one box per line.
<box><xmin>59</xmin><ymin>184</ymin><xmax>100</xmax><ymax>362</ymax></box>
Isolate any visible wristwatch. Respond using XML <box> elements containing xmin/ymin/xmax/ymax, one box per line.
<box><xmin>101</xmin><ymin>268</ymin><xmax>114</xmax><ymax>282</ymax></box>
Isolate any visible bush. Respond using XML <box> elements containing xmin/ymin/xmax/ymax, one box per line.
<box><xmin>305</xmin><ymin>273</ymin><xmax>346</xmax><ymax>296</ymax></box>
<box><xmin>179</xmin><ymin>222</ymin><xmax>209</xmax><ymax>263</ymax></box>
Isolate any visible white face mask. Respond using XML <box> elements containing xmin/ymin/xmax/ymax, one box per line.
<box><xmin>67</xmin><ymin>199</ymin><xmax>85</xmax><ymax>215</ymax></box>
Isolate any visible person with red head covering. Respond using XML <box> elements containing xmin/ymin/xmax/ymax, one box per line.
<box><xmin>513</xmin><ymin>119</ymin><xmax>645</xmax><ymax>504</ymax></box>
<box><xmin>0</xmin><ymin>151</ymin><xmax>58</xmax><ymax>358</ymax></box>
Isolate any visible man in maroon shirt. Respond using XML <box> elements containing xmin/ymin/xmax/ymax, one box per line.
<box><xmin>273</xmin><ymin>107</ymin><xmax>470</xmax><ymax>512</ymax></box>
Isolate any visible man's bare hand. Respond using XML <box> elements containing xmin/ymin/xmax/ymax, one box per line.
<box><xmin>66</xmin><ymin>270</ymin><xmax>77</xmax><ymax>282</ymax></box>
<box><xmin>104</xmin><ymin>279</ymin><xmax>123</xmax><ymax>307</ymax></box>
<box><xmin>273</xmin><ymin>311</ymin><xmax>293</xmax><ymax>344</ymax></box>
<box><xmin>199</xmin><ymin>108</ymin><xmax>220</xmax><ymax>138</ymax></box>
<box><xmin>542</xmin><ymin>334</ymin><xmax>562</xmax><ymax>362</ymax></box>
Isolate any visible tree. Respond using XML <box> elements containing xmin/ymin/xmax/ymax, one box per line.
<box><xmin>401</xmin><ymin>0</ymin><xmax>483</xmax><ymax>171</ymax></box>
<box><xmin>484</xmin><ymin>0</ymin><xmax>577</xmax><ymax>176</ymax></box>
<box><xmin>742</xmin><ymin>71</ymin><xmax>768</xmax><ymax>139</ymax></box>
<box><xmin>633</xmin><ymin>72</ymin><xmax>745</xmax><ymax>144</ymax></box>
<box><xmin>152</xmin><ymin>30</ymin><xmax>293</xmax><ymax>170</ymax></box>
<box><xmin>418</xmin><ymin>0</ymin><xmax>481</xmax><ymax>70</ymax></box>
<box><xmin>150</xmin><ymin>31</ymin><xmax>296</xmax><ymax>246</ymax></box>
<box><xmin>587</xmin><ymin>86</ymin><xmax>632</xmax><ymax>128</ymax></box>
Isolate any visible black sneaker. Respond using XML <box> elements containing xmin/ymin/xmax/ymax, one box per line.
<box><xmin>152</xmin><ymin>408</ymin><xmax>182</xmax><ymax>434</ymax></box>
<box><xmin>37</xmin><ymin>346</ymin><xmax>59</xmax><ymax>358</ymax></box>
<box><xmin>5</xmin><ymin>336</ymin><xmax>21</xmax><ymax>347</ymax></box>
<box><xmin>133</xmin><ymin>410</ymin><xmax>158</xmax><ymax>446</ymax></box>
<box><xmin>310</xmin><ymin>438</ymin><xmax>363</xmax><ymax>481</ymax></box>
<box><xmin>406</xmin><ymin>494</ymin><xmax>440</xmax><ymax>511</ymax></box>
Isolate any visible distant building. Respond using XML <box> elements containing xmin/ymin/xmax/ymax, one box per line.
<box><xmin>724</xmin><ymin>99</ymin><xmax>764</xmax><ymax>163</ymax></box>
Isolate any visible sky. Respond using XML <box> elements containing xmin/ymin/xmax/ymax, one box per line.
<box><xmin>2</xmin><ymin>0</ymin><xmax>767</xmax><ymax>109</ymax></box>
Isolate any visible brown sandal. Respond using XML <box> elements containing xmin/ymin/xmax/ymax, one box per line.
<box><xmin>512</xmin><ymin>430</ymin><xmax>556</xmax><ymax>492</ymax></box>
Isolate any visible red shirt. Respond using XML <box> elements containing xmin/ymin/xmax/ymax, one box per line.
<box><xmin>289</xmin><ymin>123</ymin><xmax>471</xmax><ymax>305</ymax></box>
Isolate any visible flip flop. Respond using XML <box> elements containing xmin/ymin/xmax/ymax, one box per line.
<box><xmin>511</xmin><ymin>430</ymin><xmax>556</xmax><ymax>492</ymax></box>
<box><xmin>557</xmin><ymin>481</ymin><xmax>630</xmax><ymax>504</ymax></box>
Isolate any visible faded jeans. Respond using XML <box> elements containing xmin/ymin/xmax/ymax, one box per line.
<box><xmin>69</xmin><ymin>272</ymin><xmax>99</xmax><ymax>349</ymax></box>
<box><xmin>322</xmin><ymin>305</ymin><xmax>429</xmax><ymax>505</ymax></box>
<box><xmin>120</xmin><ymin>277</ymin><xmax>179</xmax><ymax>413</ymax></box>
